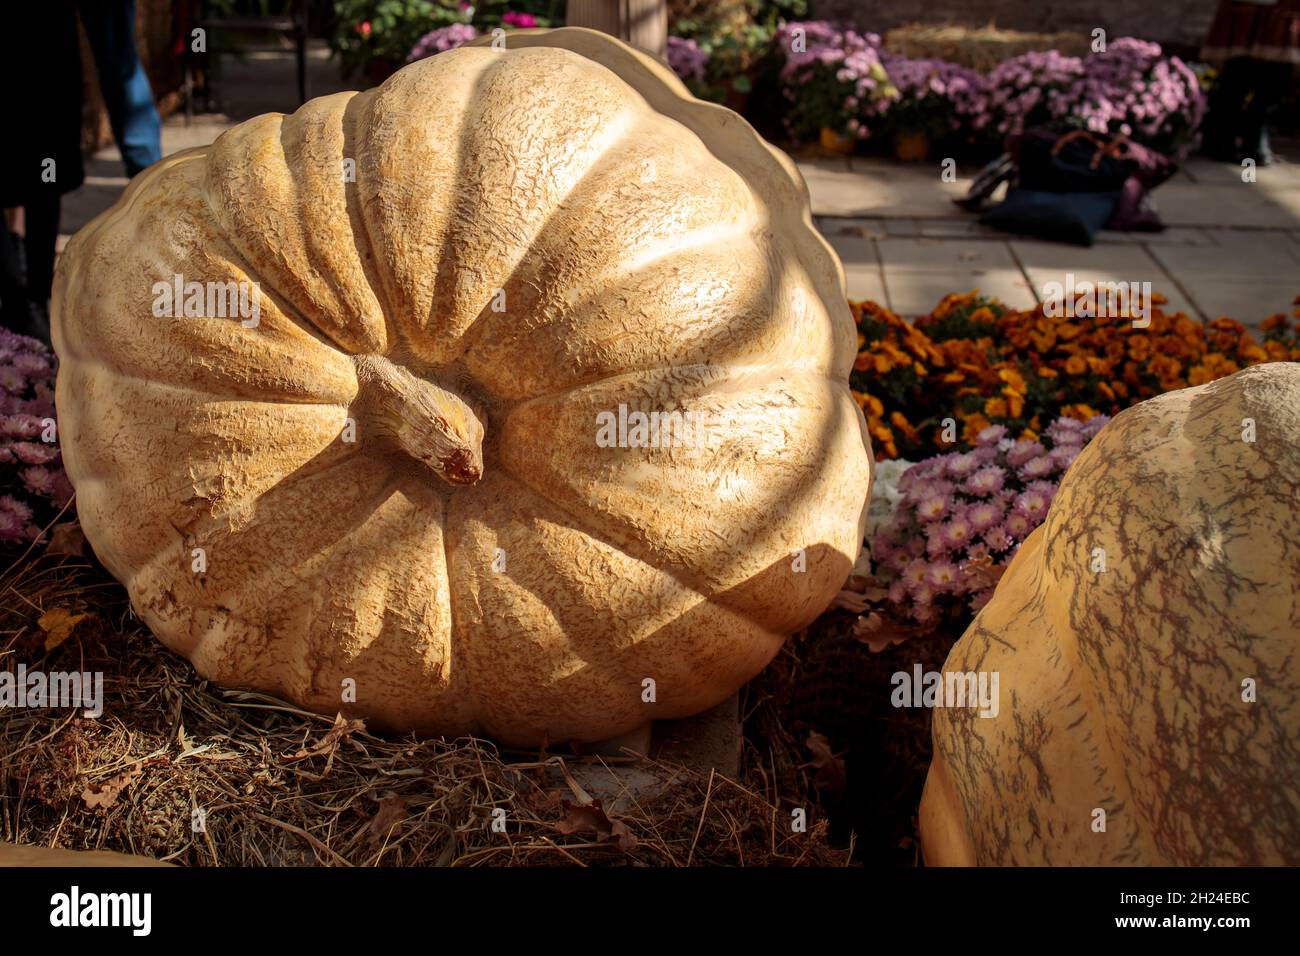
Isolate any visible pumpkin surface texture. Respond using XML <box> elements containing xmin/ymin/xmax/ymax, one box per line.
<box><xmin>919</xmin><ymin>362</ymin><xmax>1300</xmax><ymax>865</ymax></box>
<box><xmin>51</xmin><ymin>28</ymin><xmax>872</xmax><ymax>745</ymax></box>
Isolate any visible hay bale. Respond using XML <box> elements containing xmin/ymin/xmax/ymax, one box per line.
<box><xmin>0</xmin><ymin>549</ymin><xmax>846</xmax><ymax>867</ymax></box>
<box><xmin>883</xmin><ymin>23</ymin><xmax>1091</xmax><ymax>72</ymax></box>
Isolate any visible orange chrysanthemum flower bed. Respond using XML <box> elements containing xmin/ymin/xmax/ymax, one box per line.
<box><xmin>850</xmin><ymin>291</ymin><xmax>1300</xmax><ymax>460</ymax></box>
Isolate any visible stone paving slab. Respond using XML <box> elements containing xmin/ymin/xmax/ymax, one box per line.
<box><xmin>801</xmin><ymin>157</ymin><xmax>967</xmax><ymax>217</ymax></box>
<box><xmin>842</xmin><ymin>265</ymin><xmax>890</xmax><ymax>304</ymax></box>
<box><xmin>1148</xmin><ymin>240</ymin><xmax>1300</xmax><ymax>280</ymax></box>
<box><xmin>877</xmin><ymin>235</ymin><xmax>1020</xmax><ymax>272</ymax></box>
<box><xmin>1179</xmin><ymin>277</ymin><xmax>1298</xmax><ymax>324</ymax></box>
<box><xmin>1008</xmin><ymin>240</ymin><xmax>1164</xmax><ymax>274</ymax></box>
<box><xmin>1182</xmin><ymin>155</ymin><xmax>1300</xmax><ymax>186</ymax></box>
<box><xmin>1149</xmin><ymin>182</ymin><xmax>1298</xmax><ymax>230</ymax></box>
<box><xmin>803</xmin><ymin>153</ymin><xmax>1300</xmax><ymax>325</ymax></box>
<box><xmin>1094</xmin><ymin>226</ymin><xmax>1217</xmax><ymax>246</ymax></box>
<box><xmin>886</xmin><ymin>269</ymin><xmax>1038</xmax><ymax>316</ymax></box>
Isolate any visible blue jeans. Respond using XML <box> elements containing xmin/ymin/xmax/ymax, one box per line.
<box><xmin>77</xmin><ymin>0</ymin><xmax>162</xmax><ymax>176</ymax></box>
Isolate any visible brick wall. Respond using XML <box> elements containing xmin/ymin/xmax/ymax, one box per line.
<box><xmin>816</xmin><ymin>0</ymin><xmax>1218</xmax><ymax>55</ymax></box>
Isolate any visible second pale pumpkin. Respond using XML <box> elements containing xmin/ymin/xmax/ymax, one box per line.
<box><xmin>920</xmin><ymin>362</ymin><xmax>1300</xmax><ymax>865</ymax></box>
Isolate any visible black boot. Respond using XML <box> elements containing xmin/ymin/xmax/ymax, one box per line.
<box><xmin>1242</xmin><ymin>125</ymin><xmax>1276</xmax><ymax>167</ymax></box>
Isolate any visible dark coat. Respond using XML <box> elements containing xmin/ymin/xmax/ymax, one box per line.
<box><xmin>0</xmin><ymin>2</ymin><xmax>86</xmax><ymax>206</ymax></box>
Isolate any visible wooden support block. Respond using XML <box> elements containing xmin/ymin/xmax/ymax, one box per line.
<box><xmin>566</xmin><ymin>0</ymin><xmax>668</xmax><ymax>58</ymax></box>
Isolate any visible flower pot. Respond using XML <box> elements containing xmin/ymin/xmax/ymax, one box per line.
<box><xmin>820</xmin><ymin>126</ymin><xmax>856</xmax><ymax>156</ymax></box>
<box><xmin>723</xmin><ymin>86</ymin><xmax>751</xmax><ymax>117</ymax></box>
<box><xmin>893</xmin><ymin>129</ymin><xmax>931</xmax><ymax>162</ymax></box>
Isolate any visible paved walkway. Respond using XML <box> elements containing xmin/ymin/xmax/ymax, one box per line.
<box><xmin>62</xmin><ymin>41</ymin><xmax>1299</xmax><ymax>330</ymax></box>
<box><xmin>802</xmin><ymin>154</ymin><xmax>1300</xmax><ymax>326</ymax></box>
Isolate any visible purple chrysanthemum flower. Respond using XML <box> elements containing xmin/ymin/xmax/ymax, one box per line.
<box><xmin>967</xmin><ymin>500</ymin><xmax>1004</xmax><ymax>533</ymax></box>
<box><xmin>964</xmin><ymin>465</ymin><xmax>1007</xmax><ymax>497</ymax></box>
<box><xmin>1006</xmin><ymin>440</ymin><xmax>1047</xmax><ymax>469</ymax></box>
<box><xmin>1019</xmin><ymin>455</ymin><xmax>1056</xmax><ymax>480</ymax></box>
<box><xmin>926</xmin><ymin>560</ymin><xmax>961</xmax><ymax>593</ymax></box>
<box><xmin>916</xmin><ymin>494</ymin><xmax>948</xmax><ymax>522</ymax></box>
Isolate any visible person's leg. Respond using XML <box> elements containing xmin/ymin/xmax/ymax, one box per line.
<box><xmin>0</xmin><ymin>211</ymin><xmax>30</xmax><ymax>335</ymax></box>
<box><xmin>1202</xmin><ymin>57</ymin><xmax>1253</xmax><ymax>161</ymax></box>
<box><xmin>1239</xmin><ymin>60</ymin><xmax>1292</xmax><ymax>166</ymax></box>
<box><xmin>0</xmin><ymin>195</ymin><xmax>58</xmax><ymax>344</ymax></box>
<box><xmin>77</xmin><ymin>0</ymin><xmax>162</xmax><ymax>177</ymax></box>
<box><xmin>23</xmin><ymin>194</ymin><xmax>59</xmax><ymax>304</ymax></box>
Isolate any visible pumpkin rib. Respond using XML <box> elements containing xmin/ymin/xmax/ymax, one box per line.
<box><xmin>486</xmin><ymin>463</ymin><xmax>780</xmax><ymax>638</ymax></box>
<box><xmin>439</xmin><ymin>51</ymin><xmax>654</xmax><ymax>362</ymax></box>
<box><xmin>55</xmin><ymin>143</ymin><xmax>362</xmax><ymax>401</ymax></box>
<box><xmin>496</xmin><ymin>366</ymin><xmax>865</xmax><ymax>635</ymax></box>
<box><xmin>352</xmin><ymin>49</ymin><xmax>497</xmax><ymax>362</ymax></box>
<box><xmin>442</xmin><ymin>80</ymin><xmax>646</xmax><ymax>364</ymax></box>
<box><xmin>337</xmin><ymin>88</ymin><xmax>398</xmax><ymax>355</ymax></box>
<box><xmin>438</xmin><ymin>490</ymin><xmax>473</xmax><ymax>732</ymax></box>
<box><xmin>478</xmin><ymin>29</ymin><xmax>854</xmax><ymax>374</ymax></box>
<box><xmin>117</xmin><ymin>418</ymin><xmax>379</xmax><ymax>594</ymax></box>
<box><xmin>146</xmin><ymin>459</ymin><xmax>422</xmax><ymax>681</ymax></box>
<box><xmin>201</xmin><ymin>118</ymin><xmax>371</xmax><ymax>356</ymax></box>
<box><xmin>501</xmin><ymin>361</ymin><xmax>853</xmax><ymax>420</ymax></box>
<box><xmin>204</xmin><ymin>105</ymin><xmax>390</xmax><ymax>356</ymax></box>
<box><xmin>271</xmin><ymin>105</ymin><xmax>383</xmax><ymax>353</ymax></box>
<box><xmin>445</xmin><ymin>468</ymin><xmax>785</xmax><ymax>741</ymax></box>
<box><xmin>460</xmin><ymin>221</ymin><xmax>774</xmax><ymax>400</ymax></box>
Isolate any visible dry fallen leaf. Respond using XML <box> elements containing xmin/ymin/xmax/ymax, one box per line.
<box><xmin>45</xmin><ymin>521</ymin><xmax>88</xmax><ymax>557</ymax></box>
<box><xmin>81</xmin><ymin>763</ymin><xmax>142</xmax><ymax>810</ymax></box>
<box><xmin>961</xmin><ymin>553</ymin><xmax>1008</xmax><ymax>590</ymax></box>
<box><xmin>804</xmin><ymin>731</ymin><xmax>847</xmax><ymax>801</ymax></box>
<box><xmin>555</xmin><ymin>799</ymin><xmax>636</xmax><ymax>851</ymax></box>
<box><xmin>37</xmin><ymin>607</ymin><xmax>94</xmax><ymax>652</ymax></box>
<box><xmin>852</xmin><ymin>610</ymin><xmax>935</xmax><ymax>654</ymax></box>
<box><xmin>284</xmin><ymin>713</ymin><xmax>367</xmax><ymax>776</ymax></box>
<box><xmin>831</xmin><ymin>573</ymin><xmax>889</xmax><ymax>614</ymax></box>
<box><xmin>367</xmin><ymin>795</ymin><xmax>410</xmax><ymax>848</ymax></box>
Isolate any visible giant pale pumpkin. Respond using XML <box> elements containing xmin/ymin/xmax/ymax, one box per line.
<box><xmin>920</xmin><ymin>362</ymin><xmax>1300</xmax><ymax>865</ymax></box>
<box><xmin>51</xmin><ymin>28</ymin><xmax>871</xmax><ymax>745</ymax></box>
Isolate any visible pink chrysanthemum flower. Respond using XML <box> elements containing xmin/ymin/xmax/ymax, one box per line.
<box><xmin>0</xmin><ymin>368</ymin><xmax>24</xmax><ymax>393</ymax></box>
<box><xmin>916</xmin><ymin>494</ymin><xmax>948</xmax><ymax>522</ymax></box>
<box><xmin>1049</xmin><ymin>444</ymin><xmax>1082</xmax><ymax>471</ymax></box>
<box><xmin>926</xmin><ymin>560</ymin><xmax>961</xmax><ymax>593</ymax></box>
<box><xmin>1019</xmin><ymin>455</ymin><xmax>1055</xmax><ymax>480</ymax></box>
<box><xmin>1013</xmin><ymin>488</ymin><xmax>1052</xmax><ymax>522</ymax></box>
<box><xmin>967</xmin><ymin>500</ymin><xmax>1004</xmax><ymax>533</ymax></box>
<box><xmin>944</xmin><ymin>451</ymin><xmax>981</xmax><ymax>478</ymax></box>
<box><xmin>12</xmin><ymin>442</ymin><xmax>56</xmax><ymax>466</ymax></box>
<box><xmin>940</xmin><ymin>514</ymin><xmax>975</xmax><ymax>549</ymax></box>
<box><xmin>0</xmin><ymin>494</ymin><xmax>33</xmax><ymax>522</ymax></box>
<box><xmin>964</xmin><ymin>465</ymin><xmax>1006</xmax><ymax>496</ymax></box>
<box><xmin>902</xmin><ymin>559</ymin><xmax>930</xmax><ymax>590</ymax></box>
<box><xmin>983</xmin><ymin>525</ymin><xmax>1014</xmax><ymax>552</ymax></box>
<box><xmin>20</xmin><ymin>465</ymin><xmax>55</xmax><ymax>496</ymax></box>
<box><xmin>1006</xmin><ymin>440</ymin><xmax>1047</xmax><ymax>469</ymax></box>
<box><xmin>1004</xmin><ymin>511</ymin><xmax>1034</xmax><ymax>540</ymax></box>
<box><xmin>0</xmin><ymin>507</ymin><xmax>26</xmax><ymax>539</ymax></box>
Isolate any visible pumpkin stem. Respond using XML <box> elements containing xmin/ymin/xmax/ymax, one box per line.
<box><xmin>353</xmin><ymin>354</ymin><xmax>485</xmax><ymax>485</ymax></box>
